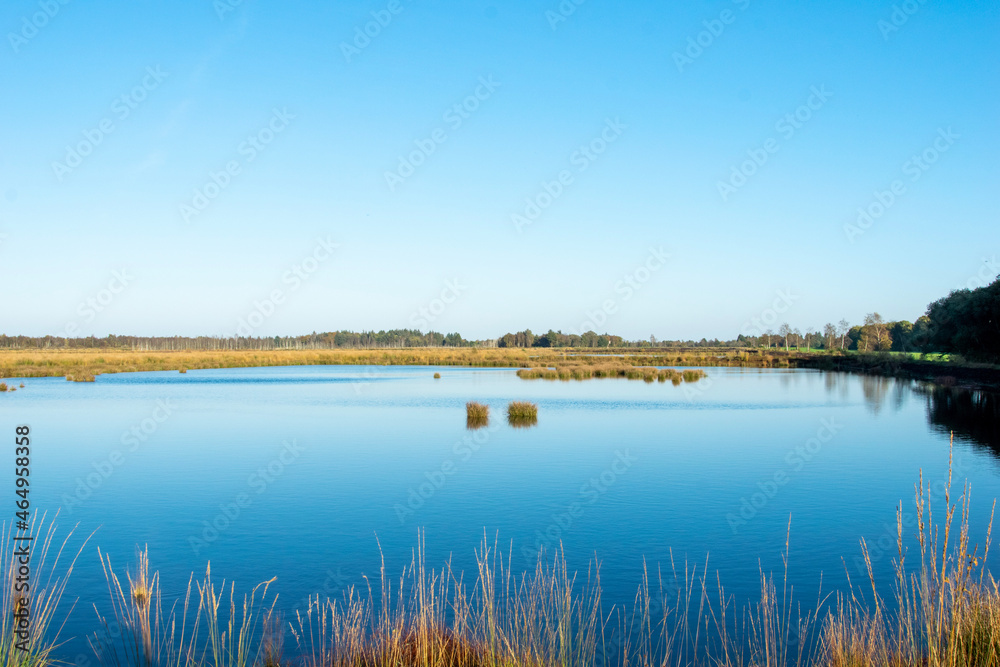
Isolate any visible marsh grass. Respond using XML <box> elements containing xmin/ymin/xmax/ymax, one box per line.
<box><xmin>0</xmin><ymin>348</ymin><xmax>800</xmax><ymax>383</ymax></box>
<box><xmin>0</xmin><ymin>516</ymin><xmax>88</xmax><ymax>667</ymax></box>
<box><xmin>0</xmin><ymin>383</ymin><xmax>7</xmax><ymax>392</ymax></box>
<box><xmin>92</xmin><ymin>548</ymin><xmax>278</xmax><ymax>667</ymax></box>
<box><xmin>466</xmin><ymin>403</ymin><xmax>490</xmax><ymax>430</ymax></box>
<box><xmin>84</xmin><ymin>450</ymin><xmax>1000</xmax><ymax>667</ymax></box>
<box><xmin>434</xmin><ymin>373</ymin><xmax>441</xmax><ymax>379</ymax></box>
<box><xmin>506</xmin><ymin>402</ymin><xmax>538</xmax><ymax>428</ymax></box>
<box><xmin>817</xmin><ymin>436</ymin><xmax>1000</xmax><ymax>667</ymax></box>
<box><xmin>515</xmin><ymin>365</ymin><xmax>706</xmax><ymax>386</ymax></box>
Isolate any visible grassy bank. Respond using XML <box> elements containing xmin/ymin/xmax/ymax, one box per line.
<box><xmin>0</xmin><ymin>347</ymin><xmax>996</xmax><ymax>388</ymax></box>
<box><xmin>9</xmin><ymin>445</ymin><xmax>1000</xmax><ymax>667</ymax></box>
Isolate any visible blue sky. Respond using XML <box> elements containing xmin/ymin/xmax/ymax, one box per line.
<box><xmin>1</xmin><ymin>0</ymin><xmax>997</xmax><ymax>340</ymax></box>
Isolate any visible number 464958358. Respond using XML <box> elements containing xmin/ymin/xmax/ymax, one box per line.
<box><xmin>15</xmin><ymin>425</ymin><xmax>29</xmax><ymax>521</ymax></box>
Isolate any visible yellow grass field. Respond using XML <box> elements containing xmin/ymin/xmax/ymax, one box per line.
<box><xmin>0</xmin><ymin>347</ymin><xmax>788</xmax><ymax>382</ymax></box>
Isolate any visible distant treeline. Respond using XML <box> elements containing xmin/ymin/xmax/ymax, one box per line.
<box><xmin>0</xmin><ymin>330</ymin><xmax>475</xmax><ymax>351</ymax></box>
<box><xmin>735</xmin><ymin>276</ymin><xmax>1000</xmax><ymax>362</ymax></box>
<box><xmin>2</xmin><ymin>278</ymin><xmax>996</xmax><ymax>359</ymax></box>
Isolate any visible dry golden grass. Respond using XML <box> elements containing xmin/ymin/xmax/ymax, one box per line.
<box><xmin>65</xmin><ymin>445</ymin><xmax>1000</xmax><ymax>667</ymax></box>
<box><xmin>0</xmin><ymin>348</ymin><xmax>756</xmax><ymax>383</ymax></box>
<box><xmin>0</xmin><ymin>516</ymin><xmax>90</xmax><ymax>667</ymax></box>
<box><xmin>466</xmin><ymin>402</ymin><xmax>490</xmax><ymax>430</ymax></box>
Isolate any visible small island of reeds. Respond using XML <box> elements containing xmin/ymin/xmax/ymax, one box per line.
<box><xmin>466</xmin><ymin>401</ymin><xmax>489</xmax><ymax>429</ymax></box>
<box><xmin>507</xmin><ymin>400</ymin><xmax>538</xmax><ymax>428</ymax></box>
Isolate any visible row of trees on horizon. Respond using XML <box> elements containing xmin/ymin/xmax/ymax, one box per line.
<box><xmin>2</xmin><ymin>278</ymin><xmax>996</xmax><ymax>361</ymax></box>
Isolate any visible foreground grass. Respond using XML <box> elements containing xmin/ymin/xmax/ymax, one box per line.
<box><xmin>9</xmin><ymin>443</ymin><xmax>1000</xmax><ymax>667</ymax></box>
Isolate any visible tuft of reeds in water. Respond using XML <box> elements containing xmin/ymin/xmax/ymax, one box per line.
<box><xmin>291</xmin><ymin>534</ymin><xmax>602</xmax><ymax>667</ymax></box>
<box><xmin>0</xmin><ymin>383</ymin><xmax>7</xmax><ymax>392</ymax></box>
<box><xmin>466</xmin><ymin>402</ymin><xmax>489</xmax><ymax>429</ymax></box>
<box><xmin>506</xmin><ymin>401</ymin><xmax>537</xmax><ymax>419</ymax></box>
<box><xmin>179</xmin><ymin>368</ymin><xmax>187</xmax><ymax>374</ymax></box>
<box><xmin>0</xmin><ymin>515</ymin><xmax>89</xmax><ymax>667</ymax></box>
<box><xmin>507</xmin><ymin>401</ymin><xmax>538</xmax><ymax>428</ymax></box>
<box><xmin>92</xmin><ymin>547</ymin><xmax>278</xmax><ymax>667</ymax></box>
<box><xmin>433</xmin><ymin>373</ymin><xmax>441</xmax><ymax>379</ymax></box>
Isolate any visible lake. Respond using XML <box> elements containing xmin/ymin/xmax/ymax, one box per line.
<box><xmin>3</xmin><ymin>365</ymin><xmax>999</xmax><ymax>662</ymax></box>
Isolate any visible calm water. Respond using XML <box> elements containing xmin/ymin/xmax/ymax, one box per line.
<box><xmin>2</xmin><ymin>365</ymin><xmax>999</xmax><ymax>661</ymax></box>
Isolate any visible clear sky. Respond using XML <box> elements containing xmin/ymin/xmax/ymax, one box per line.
<box><xmin>1</xmin><ymin>0</ymin><xmax>997</xmax><ymax>341</ymax></box>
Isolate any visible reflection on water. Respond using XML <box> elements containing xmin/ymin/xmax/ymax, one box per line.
<box><xmin>507</xmin><ymin>414</ymin><xmax>538</xmax><ymax>429</ymax></box>
<box><xmin>823</xmin><ymin>373</ymin><xmax>999</xmax><ymax>454</ymax></box>
<box><xmin>821</xmin><ymin>372</ymin><xmax>912</xmax><ymax>416</ymax></box>
<box><xmin>924</xmin><ymin>386</ymin><xmax>1000</xmax><ymax>454</ymax></box>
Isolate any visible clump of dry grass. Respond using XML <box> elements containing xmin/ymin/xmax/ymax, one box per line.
<box><xmin>92</xmin><ymin>547</ymin><xmax>278</xmax><ymax>667</ymax></box>
<box><xmin>434</xmin><ymin>372</ymin><xmax>441</xmax><ymax>379</ymax></box>
<box><xmin>507</xmin><ymin>401</ymin><xmax>537</xmax><ymax>419</ymax></box>
<box><xmin>0</xmin><ymin>383</ymin><xmax>7</xmax><ymax>392</ymax></box>
<box><xmin>466</xmin><ymin>402</ymin><xmax>489</xmax><ymax>420</ymax></box>
<box><xmin>466</xmin><ymin>402</ymin><xmax>490</xmax><ymax>430</ymax></box>
<box><xmin>506</xmin><ymin>401</ymin><xmax>538</xmax><ymax>428</ymax></box>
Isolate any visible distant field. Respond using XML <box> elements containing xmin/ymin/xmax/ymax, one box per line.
<box><xmin>0</xmin><ymin>347</ymin><xmax>792</xmax><ymax>381</ymax></box>
<box><xmin>0</xmin><ymin>347</ymin><xmax>992</xmax><ymax>385</ymax></box>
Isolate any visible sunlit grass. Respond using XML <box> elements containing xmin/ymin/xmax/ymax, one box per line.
<box><xmin>59</xmin><ymin>436</ymin><xmax>1000</xmax><ymax>667</ymax></box>
<box><xmin>0</xmin><ymin>516</ymin><xmax>89</xmax><ymax>667</ymax></box>
<box><xmin>466</xmin><ymin>402</ymin><xmax>490</xmax><ymax>430</ymax></box>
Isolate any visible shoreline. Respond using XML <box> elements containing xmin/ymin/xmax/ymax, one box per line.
<box><xmin>1</xmin><ymin>347</ymin><xmax>997</xmax><ymax>390</ymax></box>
